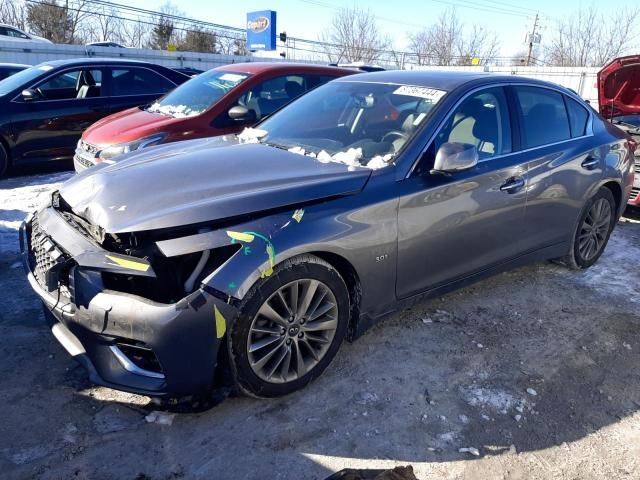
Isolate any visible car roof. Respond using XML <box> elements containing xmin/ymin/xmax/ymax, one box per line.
<box><xmin>0</xmin><ymin>62</ymin><xmax>29</xmax><ymax>68</ymax></box>
<box><xmin>214</xmin><ymin>62</ymin><xmax>354</xmax><ymax>75</ymax></box>
<box><xmin>34</xmin><ymin>58</ymin><xmax>164</xmax><ymax>68</ymax></box>
<box><xmin>333</xmin><ymin>69</ymin><xmax>569</xmax><ymax>92</ymax></box>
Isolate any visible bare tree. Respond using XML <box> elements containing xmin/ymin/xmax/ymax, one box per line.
<box><xmin>119</xmin><ymin>17</ymin><xmax>152</xmax><ymax>48</ymax></box>
<box><xmin>320</xmin><ymin>6</ymin><xmax>390</xmax><ymax>64</ymax></box>
<box><xmin>456</xmin><ymin>25</ymin><xmax>500</xmax><ymax>65</ymax></box>
<box><xmin>150</xmin><ymin>2</ymin><xmax>183</xmax><ymax>49</ymax></box>
<box><xmin>546</xmin><ymin>6</ymin><xmax>639</xmax><ymax>66</ymax></box>
<box><xmin>0</xmin><ymin>0</ymin><xmax>27</xmax><ymax>30</ymax></box>
<box><xmin>217</xmin><ymin>32</ymin><xmax>247</xmax><ymax>56</ymax></box>
<box><xmin>408</xmin><ymin>9</ymin><xmax>499</xmax><ymax>66</ymax></box>
<box><xmin>26</xmin><ymin>0</ymin><xmax>71</xmax><ymax>43</ymax></box>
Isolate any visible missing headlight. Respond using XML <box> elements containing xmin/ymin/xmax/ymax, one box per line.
<box><xmin>102</xmin><ymin>244</ymin><xmax>240</xmax><ymax>303</ymax></box>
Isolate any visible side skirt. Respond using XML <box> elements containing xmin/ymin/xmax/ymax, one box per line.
<box><xmin>351</xmin><ymin>241</ymin><xmax>569</xmax><ymax>340</ymax></box>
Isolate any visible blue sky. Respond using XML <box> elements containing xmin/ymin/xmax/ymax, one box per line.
<box><xmin>134</xmin><ymin>0</ymin><xmax>638</xmax><ymax>56</ymax></box>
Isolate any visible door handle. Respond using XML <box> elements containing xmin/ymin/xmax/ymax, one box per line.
<box><xmin>581</xmin><ymin>156</ymin><xmax>599</xmax><ymax>170</ymax></box>
<box><xmin>500</xmin><ymin>176</ymin><xmax>525</xmax><ymax>194</ymax></box>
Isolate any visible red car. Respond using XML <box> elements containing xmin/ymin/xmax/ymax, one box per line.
<box><xmin>74</xmin><ymin>63</ymin><xmax>354</xmax><ymax>171</ymax></box>
<box><xmin>598</xmin><ymin>55</ymin><xmax>640</xmax><ymax>205</ymax></box>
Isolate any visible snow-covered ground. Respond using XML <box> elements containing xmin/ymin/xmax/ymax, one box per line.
<box><xmin>0</xmin><ymin>172</ymin><xmax>72</xmax><ymax>255</ymax></box>
<box><xmin>1</xmin><ymin>172</ymin><xmax>639</xmax><ymax>480</ymax></box>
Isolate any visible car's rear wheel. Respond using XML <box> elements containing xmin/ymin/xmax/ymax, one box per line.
<box><xmin>560</xmin><ymin>187</ymin><xmax>616</xmax><ymax>269</ymax></box>
<box><xmin>229</xmin><ymin>255</ymin><xmax>350</xmax><ymax>398</ymax></box>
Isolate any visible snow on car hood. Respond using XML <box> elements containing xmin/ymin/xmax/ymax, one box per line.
<box><xmin>58</xmin><ymin>136</ymin><xmax>372</xmax><ymax>233</ymax></box>
<box><xmin>598</xmin><ymin>55</ymin><xmax>640</xmax><ymax>119</ymax></box>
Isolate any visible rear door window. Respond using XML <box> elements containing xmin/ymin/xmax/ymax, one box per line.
<box><xmin>514</xmin><ymin>86</ymin><xmax>571</xmax><ymax>148</ymax></box>
<box><xmin>565</xmin><ymin>96</ymin><xmax>590</xmax><ymax>137</ymax></box>
<box><xmin>110</xmin><ymin>68</ymin><xmax>175</xmax><ymax>96</ymax></box>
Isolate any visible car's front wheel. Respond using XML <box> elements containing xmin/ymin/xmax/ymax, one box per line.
<box><xmin>560</xmin><ymin>186</ymin><xmax>616</xmax><ymax>269</ymax></box>
<box><xmin>229</xmin><ymin>254</ymin><xmax>350</xmax><ymax>397</ymax></box>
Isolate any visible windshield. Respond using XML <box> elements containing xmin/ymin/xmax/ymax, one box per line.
<box><xmin>0</xmin><ymin>64</ymin><xmax>51</xmax><ymax>96</ymax></box>
<box><xmin>147</xmin><ymin>70</ymin><xmax>250</xmax><ymax>118</ymax></box>
<box><xmin>253</xmin><ymin>81</ymin><xmax>446</xmax><ymax>168</ymax></box>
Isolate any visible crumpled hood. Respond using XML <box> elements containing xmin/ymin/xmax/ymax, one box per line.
<box><xmin>59</xmin><ymin>136</ymin><xmax>372</xmax><ymax>233</ymax></box>
<box><xmin>82</xmin><ymin>107</ymin><xmax>187</xmax><ymax>146</ymax></box>
<box><xmin>598</xmin><ymin>55</ymin><xmax>640</xmax><ymax>119</ymax></box>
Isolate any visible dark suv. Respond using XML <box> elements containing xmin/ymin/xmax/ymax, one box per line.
<box><xmin>0</xmin><ymin>58</ymin><xmax>189</xmax><ymax>176</ymax></box>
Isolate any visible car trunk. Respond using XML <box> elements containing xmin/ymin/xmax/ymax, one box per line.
<box><xmin>598</xmin><ymin>55</ymin><xmax>640</xmax><ymax>120</ymax></box>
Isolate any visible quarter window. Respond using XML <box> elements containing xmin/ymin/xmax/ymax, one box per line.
<box><xmin>515</xmin><ymin>86</ymin><xmax>571</xmax><ymax>148</ymax></box>
<box><xmin>110</xmin><ymin>68</ymin><xmax>175</xmax><ymax>96</ymax></box>
<box><xmin>565</xmin><ymin>96</ymin><xmax>589</xmax><ymax>137</ymax></box>
<box><xmin>434</xmin><ymin>87</ymin><xmax>512</xmax><ymax>160</ymax></box>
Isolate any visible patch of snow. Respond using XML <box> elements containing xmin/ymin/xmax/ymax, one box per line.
<box><xmin>366</xmin><ymin>153</ymin><xmax>394</xmax><ymax>169</ymax></box>
<box><xmin>569</xmin><ymin>230</ymin><xmax>640</xmax><ymax>303</ymax></box>
<box><xmin>459</xmin><ymin>446</ymin><xmax>480</xmax><ymax>456</ymax></box>
<box><xmin>145</xmin><ymin>411</ymin><xmax>175</xmax><ymax>426</ymax></box>
<box><xmin>0</xmin><ymin>171</ymin><xmax>72</xmax><ymax>256</ymax></box>
<box><xmin>461</xmin><ymin>385</ymin><xmax>517</xmax><ymax>412</ymax></box>
<box><xmin>237</xmin><ymin>127</ymin><xmax>268</xmax><ymax>144</ymax></box>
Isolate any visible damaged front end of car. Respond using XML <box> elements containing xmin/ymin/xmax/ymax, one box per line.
<box><xmin>20</xmin><ymin>191</ymin><xmax>243</xmax><ymax>398</ymax></box>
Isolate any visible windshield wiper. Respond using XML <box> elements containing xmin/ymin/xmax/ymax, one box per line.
<box><xmin>261</xmin><ymin>141</ymin><xmax>291</xmax><ymax>151</ymax></box>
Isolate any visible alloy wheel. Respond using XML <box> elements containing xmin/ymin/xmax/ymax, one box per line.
<box><xmin>247</xmin><ymin>279</ymin><xmax>338</xmax><ymax>384</ymax></box>
<box><xmin>577</xmin><ymin>198</ymin><xmax>612</xmax><ymax>261</ymax></box>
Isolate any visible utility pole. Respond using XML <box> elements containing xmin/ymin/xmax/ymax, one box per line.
<box><xmin>526</xmin><ymin>13</ymin><xmax>539</xmax><ymax>67</ymax></box>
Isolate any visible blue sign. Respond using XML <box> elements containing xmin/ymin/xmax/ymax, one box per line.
<box><xmin>246</xmin><ymin>10</ymin><xmax>277</xmax><ymax>51</ymax></box>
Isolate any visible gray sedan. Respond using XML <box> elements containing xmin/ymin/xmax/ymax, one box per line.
<box><xmin>22</xmin><ymin>70</ymin><xmax>634</xmax><ymax>399</ymax></box>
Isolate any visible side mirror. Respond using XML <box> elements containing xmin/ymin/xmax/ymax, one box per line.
<box><xmin>21</xmin><ymin>88</ymin><xmax>39</xmax><ymax>102</ymax></box>
<box><xmin>228</xmin><ymin>105</ymin><xmax>256</xmax><ymax>124</ymax></box>
<box><xmin>432</xmin><ymin>142</ymin><xmax>479</xmax><ymax>174</ymax></box>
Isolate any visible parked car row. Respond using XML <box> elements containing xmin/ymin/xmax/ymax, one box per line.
<box><xmin>17</xmin><ymin>58</ymin><xmax>635</xmax><ymax>400</ymax></box>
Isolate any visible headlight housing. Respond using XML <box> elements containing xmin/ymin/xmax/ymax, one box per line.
<box><xmin>98</xmin><ymin>133</ymin><xmax>167</xmax><ymax>162</ymax></box>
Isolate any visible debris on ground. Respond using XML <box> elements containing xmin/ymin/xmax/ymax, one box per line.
<box><xmin>353</xmin><ymin>392</ymin><xmax>379</xmax><ymax>405</ymax></box>
<box><xmin>325</xmin><ymin>465</ymin><xmax>418</xmax><ymax>480</ymax></box>
<box><xmin>459</xmin><ymin>447</ymin><xmax>480</xmax><ymax>456</ymax></box>
<box><xmin>144</xmin><ymin>411</ymin><xmax>175</xmax><ymax>426</ymax></box>
<box><xmin>526</xmin><ymin>388</ymin><xmax>538</xmax><ymax>396</ymax></box>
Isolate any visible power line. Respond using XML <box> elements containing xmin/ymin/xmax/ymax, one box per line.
<box><xmin>300</xmin><ymin>0</ymin><xmax>534</xmax><ymax>20</ymax></box>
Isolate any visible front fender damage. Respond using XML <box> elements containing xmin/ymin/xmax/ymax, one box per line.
<box><xmin>155</xmin><ymin>207</ymin><xmax>314</xmax><ymax>300</ymax></box>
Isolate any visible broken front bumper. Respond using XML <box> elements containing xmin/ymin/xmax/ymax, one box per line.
<box><xmin>20</xmin><ymin>206</ymin><xmax>237</xmax><ymax>397</ymax></box>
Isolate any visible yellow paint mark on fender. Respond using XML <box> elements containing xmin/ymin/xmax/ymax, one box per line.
<box><xmin>292</xmin><ymin>209</ymin><xmax>304</xmax><ymax>223</ymax></box>
<box><xmin>227</xmin><ymin>231</ymin><xmax>255</xmax><ymax>243</ymax></box>
<box><xmin>214</xmin><ymin>306</ymin><xmax>226</xmax><ymax>339</ymax></box>
<box><xmin>105</xmin><ymin>255</ymin><xmax>150</xmax><ymax>272</ymax></box>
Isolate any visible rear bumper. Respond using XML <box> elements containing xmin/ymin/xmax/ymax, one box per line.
<box><xmin>20</xmin><ymin>210</ymin><xmax>238</xmax><ymax>397</ymax></box>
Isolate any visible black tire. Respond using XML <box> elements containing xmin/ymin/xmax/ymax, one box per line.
<box><xmin>559</xmin><ymin>187</ymin><xmax>616</xmax><ymax>270</ymax></box>
<box><xmin>229</xmin><ymin>254</ymin><xmax>350</xmax><ymax>398</ymax></box>
<box><xmin>0</xmin><ymin>142</ymin><xmax>8</xmax><ymax>179</ymax></box>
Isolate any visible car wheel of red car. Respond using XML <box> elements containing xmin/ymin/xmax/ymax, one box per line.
<box><xmin>229</xmin><ymin>254</ymin><xmax>350</xmax><ymax>398</ymax></box>
<box><xmin>560</xmin><ymin>187</ymin><xmax>616</xmax><ymax>269</ymax></box>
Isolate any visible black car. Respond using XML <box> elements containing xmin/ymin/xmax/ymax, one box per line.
<box><xmin>0</xmin><ymin>63</ymin><xmax>29</xmax><ymax>80</ymax></box>
<box><xmin>172</xmin><ymin>67</ymin><xmax>204</xmax><ymax>77</ymax></box>
<box><xmin>0</xmin><ymin>58</ymin><xmax>189</xmax><ymax>176</ymax></box>
<box><xmin>22</xmin><ymin>70</ymin><xmax>634</xmax><ymax>399</ymax></box>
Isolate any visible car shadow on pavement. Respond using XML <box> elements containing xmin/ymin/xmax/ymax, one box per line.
<box><xmin>1</xmin><ymin>179</ymin><xmax>639</xmax><ymax>479</ymax></box>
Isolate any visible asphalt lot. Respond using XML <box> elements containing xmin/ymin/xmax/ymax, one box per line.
<box><xmin>1</xmin><ymin>170</ymin><xmax>639</xmax><ymax>480</ymax></box>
